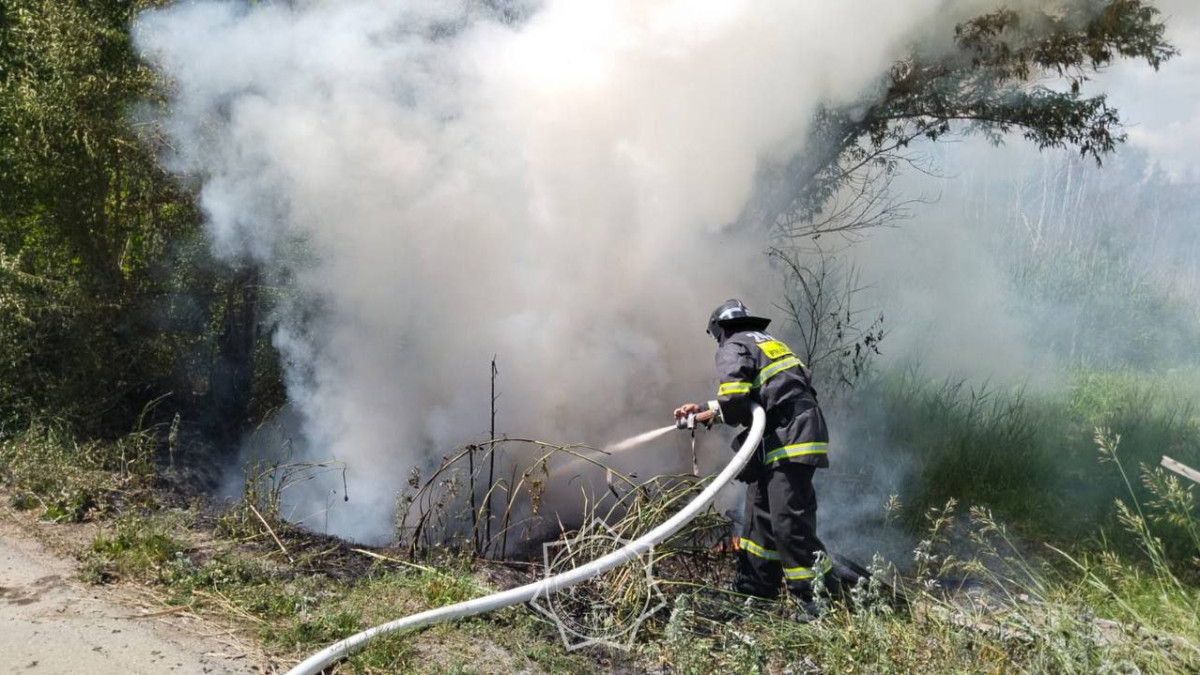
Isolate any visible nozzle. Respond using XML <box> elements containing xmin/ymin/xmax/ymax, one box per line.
<box><xmin>676</xmin><ymin>413</ymin><xmax>696</xmax><ymax>431</ymax></box>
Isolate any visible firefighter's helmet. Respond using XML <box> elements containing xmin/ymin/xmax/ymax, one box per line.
<box><xmin>706</xmin><ymin>299</ymin><xmax>771</xmax><ymax>338</ymax></box>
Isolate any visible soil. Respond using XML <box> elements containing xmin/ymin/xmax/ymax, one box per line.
<box><xmin>0</xmin><ymin>512</ymin><xmax>262</xmax><ymax>674</ymax></box>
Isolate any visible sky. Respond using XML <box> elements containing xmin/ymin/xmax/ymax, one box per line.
<box><xmin>1104</xmin><ymin>0</ymin><xmax>1200</xmax><ymax>178</ymax></box>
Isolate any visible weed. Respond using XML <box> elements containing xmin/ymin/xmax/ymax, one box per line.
<box><xmin>82</xmin><ymin>512</ymin><xmax>188</xmax><ymax>583</ymax></box>
<box><xmin>271</xmin><ymin>609</ymin><xmax>362</xmax><ymax>651</ymax></box>
<box><xmin>0</xmin><ymin>422</ymin><xmax>157</xmax><ymax>522</ymax></box>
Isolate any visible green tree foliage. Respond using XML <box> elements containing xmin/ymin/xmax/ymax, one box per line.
<box><xmin>0</xmin><ymin>0</ymin><xmax>280</xmax><ymax>438</ymax></box>
<box><xmin>749</xmin><ymin>0</ymin><xmax>1176</xmax><ymax>239</ymax></box>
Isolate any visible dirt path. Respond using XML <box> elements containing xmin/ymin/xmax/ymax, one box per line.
<box><xmin>0</xmin><ymin>516</ymin><xmax>260</xmax><ymax>674</ymax></box>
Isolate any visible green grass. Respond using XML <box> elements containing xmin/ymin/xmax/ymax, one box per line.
<box><xmin>80</xmin><ymin>513</ymin><xmax>593</xmax><ymax>673</ymax></box>
<box><xmin>847</xmin><ymin>367</ymin><xmax>1200</xmax><ymax>549</ymax></box>
<box><xmin>83</xmin><ymin>512</ymin><xmax>188</xmax><ymax>583</ymax></box>
<box><xmin>270</xmin><ymin>559</ymin><xmax>596</xmax><ymax>674</ymax></box>
<box><xmin>0</xmin><ymin>422</ymin><xmax>157</xmax><ymax>522</ymax></box>
<box><xmin>7</xmin><ymin>366</ymin><xmax>1199</xmax><ymax>673</ymax></box>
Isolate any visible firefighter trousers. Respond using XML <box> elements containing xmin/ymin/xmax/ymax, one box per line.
<box><xmin>733</xmin><ymin>463</ymin><xmax>828</xmax><ymax>600</ymax></box>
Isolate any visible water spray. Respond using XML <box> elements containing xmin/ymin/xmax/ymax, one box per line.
<box><xmin>604</xmin><ymin>425</ymin><xmax>677</xmax><ymax>454</ymax></box>
<box><xmin>284</xmin><ymin>403</ymin><xmax>764</xmax><ymax>675</ymax></box>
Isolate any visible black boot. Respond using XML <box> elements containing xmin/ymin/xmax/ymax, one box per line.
<box><xmin>792</xmin><ymin>598</ymin><xmax>825</xmax><ymax>624</ymax></box>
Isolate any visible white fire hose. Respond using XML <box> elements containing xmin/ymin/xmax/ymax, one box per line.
<box><xmin>286</xmin><ymin>404</ymin><xmax>765</xmax><ymax>675</ymax></box>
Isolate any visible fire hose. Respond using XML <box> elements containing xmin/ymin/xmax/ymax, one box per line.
<box><xmin>285</xmin><ymin>403</ymin><xmax>765</xmax><ymax>675</ymax></box>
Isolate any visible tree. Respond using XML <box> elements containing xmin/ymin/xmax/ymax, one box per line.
<box><xmin>746</xmin><ymin>0</ymin><xmax>1176</xmax><ymax>242</ymax></box>
<box><xmin>758</xmin><ymin>1</ymin><xmax>1176</xmax><ymax>379</ymax></box>
<box><xmin>0</xmin><ymin>0</ymin><xmax>280</xmax><ymax>439</ymax></box>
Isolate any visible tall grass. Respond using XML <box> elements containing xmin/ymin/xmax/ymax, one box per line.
<box><xmin>850</xmin><ymin>367</ymin><xmax>1200</xmax><ymax>548</ymax></box>
<box><xmin>0</xmin><ymin>421</ymin><xmax>158</xmax><ymax>521</ymax></box>
<box><xmin>648</xmin><ymin>428</ymin><xmax>1199</xmax><ymax>674</ymax></box>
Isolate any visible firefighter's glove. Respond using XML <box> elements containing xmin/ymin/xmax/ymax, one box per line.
<box><xmin>674</xmin><ymin>403</ymin><xmax>720</xmax><ymax>428</ymax></box>
<box><xmin>673</xmin><ymin>403</ymin><xmax>704</xmax><ymax>422</ymax></box>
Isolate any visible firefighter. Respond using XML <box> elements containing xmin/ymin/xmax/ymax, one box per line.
<box><xmin>674</xmin><ymin>299</ymin><xmax>832</xmax><ymax>618</ymax></box>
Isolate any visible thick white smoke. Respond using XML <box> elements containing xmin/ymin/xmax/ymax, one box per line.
<box><xmin>137</xmin><ymin>0</ymin><xmax>958</xmax><ymax>542</ymax></box>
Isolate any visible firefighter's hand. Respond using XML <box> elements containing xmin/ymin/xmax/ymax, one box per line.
<box><xmin>694</xmin><ymin>409</ymin><xmax>716</xmax><ymax>426</ymax></box>
<box><xmin>674</xmin><ymin>403</ymin><xmax>703</xmax><ymax>421</ymax></box>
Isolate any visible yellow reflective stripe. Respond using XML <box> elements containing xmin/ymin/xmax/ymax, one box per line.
<box><xmin>718</xmin><ymin>381</ymin><xmax>752</xmax><ymax>397</ymax></box>
<box><xmin>752</xmin><ymin>356</ymin><xmax>803</xmax><ymax>389</ymax></box>
<box><xmin>783</xmin><ymin>566</ymin><xmax>817</xmax><ymax>580</ymax></box>
<box><xmin>738</xmin><ymin>538</ymin><xmax>780</xmax><ymax>561</ymax></box>
<box><xmin>717</xmin><ymin>356</ymin><xmax>805</xmax><ymax>399</ymax></box>
<box><xmin>764</xmin><ymin>442</ymin><xmax>828</xmax><ymax>464</ymax></box>
<box><xmin>783</xmin><ymin>559</ymin><xmax>832</xmax><ymax>580</ymax></box>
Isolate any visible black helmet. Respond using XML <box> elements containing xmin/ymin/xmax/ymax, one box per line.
<box><xmin>706</xmin><ymin>299</ymin><xmax>771</xmax><ymax>339</ymax></box>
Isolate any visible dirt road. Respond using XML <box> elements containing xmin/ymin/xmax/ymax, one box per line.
<box><xmin>0</xmin><ymin>517</ymin><xmax>259</xmax><ymax>674</ymax></box>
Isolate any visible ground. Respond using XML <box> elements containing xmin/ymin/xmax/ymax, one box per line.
<box><xmin>0</xmin><ymin>426</ymin><xmax>1196</xmax><ymax>674</ymax></box>
<box><xmin>0</xmin><ymin>513</ymin><xmax>262</xmax><ymax>674</ymax></box>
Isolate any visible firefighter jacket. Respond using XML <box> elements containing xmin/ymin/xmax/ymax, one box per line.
<box><xmin>704</xmin><ymin>329</ymin><xmax>829</xmax><ymax>470</ymax></box>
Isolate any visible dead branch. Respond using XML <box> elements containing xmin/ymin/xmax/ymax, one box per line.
<box><xmin>247</xmin><ymin>503</ymin><xmax>293</xmax><ymax>563</ymax></box>
<box><xmin>350</xmin><ymin>547</ymin><xmax>438</xmax><ymax>575</ymax></box>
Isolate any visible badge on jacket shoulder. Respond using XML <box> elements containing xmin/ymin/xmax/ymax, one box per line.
<box><xmin>744</xmin><ymin>332</ymin><xmax>794</xmax><ymax>360</ymax></box>
<box><xmin>757</xmin><ymin>340</ymin><xmax>794</xmax><ymax>360</ymax></box>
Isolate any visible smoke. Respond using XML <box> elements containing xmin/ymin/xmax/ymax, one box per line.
<box><xmin>136</xmin><ymin>0</ymin><xmax>954</xmax><ymax>542</ymax></box>
<box><xmin>796</xmin><ymin>0</ymin><xmax>1200</xmax><ymax>565</ymax></box>
<box><xmin>848</xmin><ymin>143</ymin><xmax>1200</xmax><ymax>380</ymax></box>
<box><xmin>829</xmin><ymin>0</ymin><xmax>1200</xmax><ymax>381</ymax></box>
<box><xmin>816</xmin><ymin>40</ymin><xmax>1200</xmax><ymax>564</ymax></box>
<box><xmin>135</xmin><ymin>0</ymin><xmax>1199</xmax><ymax>560</ymax></box>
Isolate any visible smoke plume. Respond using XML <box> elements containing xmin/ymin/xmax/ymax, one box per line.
<box><xmin>136</xmin><ymin>0</ymin><xmax>958</xmax><ymax>542</ymax></box>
